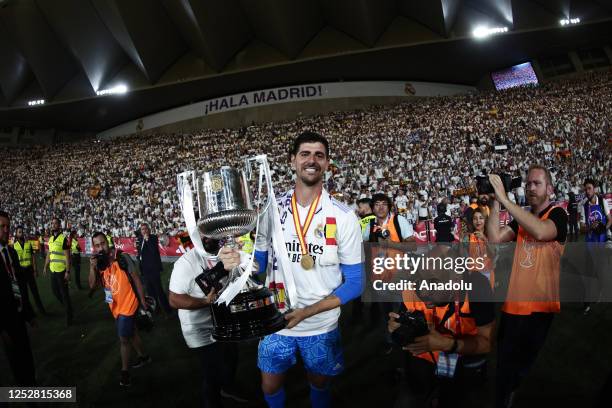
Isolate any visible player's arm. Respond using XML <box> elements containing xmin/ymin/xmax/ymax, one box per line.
<box><xmin>284</xmin><ymin>262</ymin><xmax>363</xmax><ymax>329</ymax></box>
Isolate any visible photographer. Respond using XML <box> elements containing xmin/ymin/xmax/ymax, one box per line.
<box><xmin>168</xmin><ymin>237</ymin><xmax>248</xmax><ymax>407</ymax></box>
<box><xmin>364</xmin><ymin>193</ymin><xmax>415</xmax><ymax>354</ymax></box>
<box><xmin>388</xmin><ymin>245</ymin><xmax>494</xmax><ymax>407</ymax></box>
<box><xmin>89</xmin><ymin>232</ymin><xmax>151</xmax><ymax>387</ymax></box>
<box><xmin>486</xmin><ymin>166</ymin><xmax>567</xmax><ymax>408</ymax></box>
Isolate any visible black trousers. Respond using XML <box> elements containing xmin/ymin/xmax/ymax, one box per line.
<box><xmin>568</xmin><ymin>219</ymin><xmax>579</xmax><ymax>238</ymax></box>
<box><xmin>71</xmin><ymin>255</ymin><xmax>82</xmax><ymax>289</ymax></box>
<box><xmin>143</xmin><ymin>271</ymin><xmax>172</xmax><ymax>313</ymax></box>
<box><xmin>194</xmin><ymin>342</ymin><xmax>238</xmax><ymax>408</ymax></box>
<box><xmin>1</xmin><ymin>321</ymin><xmax>36</xmax><ymax>386</ymax></box>
<box><xmin>495</xmin><ymin>312</ymin><xmax>554</xmax><ymax>407</ymax></box>
<box><xmin>50</xmin><ymin>271</ymin><xmax>73</xmax><ymax>323</ymax></box>
<box><xmin>397</xmin><ymin>353</ymin><xmax>488</xmax><ymax>408</ymax></box>
<box><xmin>23</xmin><ymin>266</ymin><xmax>45</xmax><ymax>314</ymax></box>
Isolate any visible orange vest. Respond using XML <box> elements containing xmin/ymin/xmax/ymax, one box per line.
<box><xmin>467</xmin><ymin>233</ymin><xmax>495</xmax><ymax>289</ymax></box>
<box><xmin>370</xmin><ymin>214</ymin><xmax>403</xmax><ymax>282</ymax></box>
<box><xmin>101</xmin><ymin>261</ymin><xmax>139</xmax><ymax>319</ymax></box>
<box><xmin>502</xmin><ymin>206</ymin><xmax>564</xmax><ymax>315</ymax></box>
<box><xmin>402</xmin><ymin>291</ymin><xmax>478</xmax><ymax>363</ymax></box>
<box><xmin>384</xmin><ymin>214</ymin><xmax>402</xmax><ymax>243</ymax></box>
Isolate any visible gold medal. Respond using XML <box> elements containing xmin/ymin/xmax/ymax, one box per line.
<box><xmin>291</xmin><ymin>192</ymin><xmax>321</xmax><ymax>271</ymax></box>
<box><xmin>300</xmin><ymin>254</ymin><xmax>315</xmax><ymax>270</ymax></box>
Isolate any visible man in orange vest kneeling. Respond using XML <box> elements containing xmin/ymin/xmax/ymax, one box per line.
<box><xmin>388</xmin><ymin>244</ymin><xmax>495</xmax><ymax>407</ymax></box>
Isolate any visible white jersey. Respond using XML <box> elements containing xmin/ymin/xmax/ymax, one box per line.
<box><xmin>169</xmin><ymin>249</ymin><xmax>216</xmax><ymax>348</ymax></box>
<box><xmin>258</xmin><ymin>189</ymin><xmax>362</xmax><ymax>336</ymax></box>
<box><xmin>169</xmin><ymin>249</ymin><xmax>252</xmax><ymax>348</ymax></box>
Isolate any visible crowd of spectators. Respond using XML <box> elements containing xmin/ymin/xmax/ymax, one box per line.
<box><xmin>0</xmin><ymin>69</ymin><xmax>610</xmax><ymax>238</ymax></box>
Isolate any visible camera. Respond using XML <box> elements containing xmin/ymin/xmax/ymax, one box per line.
<box><xmin>195</xmin><ymin>263</ymin><xmax>229</xmax><ymax>296</ymax></box>
<box><xmin>476</xmin><ymin>173</ymin><xmax>521</xmax><ymax>195</ymax></box>
<box><xmin>391</xmin><ymin>310</ymin><xmax>429</xmax><ymax>347</ymax></box>
<box><xmin>94</xmin><ymin>250</ymin><xmax>110</xmax><ymax>271</ymax></box>
<box><xmin>373</xmin><ymin>224</ymin><xmax>390</xmax><ymax>240</ymax></box>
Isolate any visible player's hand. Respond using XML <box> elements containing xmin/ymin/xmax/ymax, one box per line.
<box><xmin>403</xmin><ymin>330</ymin><xmax>453</xmax><ymax>355</ymax></box>
<box><xmin>284</xmin><ymin>308</ymin><xmax>310</xmax><ymax>329</ymax></box>
<box><xmin>218</xmin><ymin>246</ymin><xmax>241</xmax><ymax>272</ymax></box>
<box><xmin>488</xmin><ymin>175</ymin><xmax>509</xmax><ymax>206</ymax></box>
<box><xmin>64</xmin><ymin>272</ymin><xmax>70</xmax><ymax>282</ymax></box>
<box><xmin>388</xmin><ymin>312</ymin><xmax>400</xmax><ymax>333</ymax></box>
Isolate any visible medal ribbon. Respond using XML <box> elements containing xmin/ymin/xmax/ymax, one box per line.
<box><xmin>291</xmin><ymin>192</ymin><xmax>321</xmax><ymax>258</ymax></box>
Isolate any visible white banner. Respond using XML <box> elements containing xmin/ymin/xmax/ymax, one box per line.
<box><xmin>98</xmin><ymin>81</ymin><xmax>475</xmax><ymax>139</ymax></box>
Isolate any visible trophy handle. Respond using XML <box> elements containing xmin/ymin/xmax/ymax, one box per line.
<box><xmin>245</xmin><ymin>155</ymin><xmax>274</xmax><ymax>216</ymax></box>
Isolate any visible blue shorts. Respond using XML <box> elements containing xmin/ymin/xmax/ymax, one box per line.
<box><xmin>116</xmin><ymin>314</ymin><xmax>135</xmax><ymax>338</ymax></box>
<box><xmin>257</xmin><ymin>328</ymin><xmax>344</xmax><ymax>376</ymax></box>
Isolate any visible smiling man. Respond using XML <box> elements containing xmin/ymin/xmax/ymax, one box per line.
<box><xmin>254</xmin><ymin>131</ymin><xmax>364</xmax><ymax>408</ymax></box>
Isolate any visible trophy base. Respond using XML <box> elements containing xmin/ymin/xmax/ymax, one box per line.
<box><xmin>211</xmin><ymin>286</ymin><xmax>287</xmax><ymax>342</ymax></box>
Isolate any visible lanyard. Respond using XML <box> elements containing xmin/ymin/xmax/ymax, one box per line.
<box><xmin>291</xmin><ymin>192</ymin><xmax>321</xmax><ymax>256</ymax></box>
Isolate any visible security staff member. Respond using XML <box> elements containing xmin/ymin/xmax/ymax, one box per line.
<box><xmin>70</xmin><ymin>230</ymin><xmax>83</xmax><ymax>289</ymax></box>
<box><xmin>357</xmin><ymin>198</ymin><xmax>375</xmax><ymax>234</ymax></box>
<box><xmin>434</xmin><ymin>203</ymin><xmax>455</xmax><ymax>243</ymax></box>
<box><xmin>13</xmin><ymin>226</ymin><xmax>46</xmax><ymax>315</ymax></box>
<box><xmin>487</xmin><ymin>166</ymin><xmax>567</xmax><ymax>408</ymax></box>
<box><xmin>106</xmin><ymin>229</ymin><xmax>115</xmax><ymax>250</ymax></box>
<box><xmin>0</xmin><ymin>210</ymin><xmax>37</xmax><ymax>386</ymax></box>
<box><xmin>43</xmin><ymin>217</ymin><xmax>73</xmax><ymax>326</ymax></box>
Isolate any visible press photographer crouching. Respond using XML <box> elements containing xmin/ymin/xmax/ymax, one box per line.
<box><xmin>168</xmin><ymin>236</ymin><xmax>250</xmax><ymax>407</ymax></box>
<box><xmin>89</xmin><ymin>232</ymin><xmax>152</xmax><ymax>387</ymax></box>
<box><xmin>388</xmin><ymin>245</ymin><xmax>495</xmax><ymax>407</ymax></box>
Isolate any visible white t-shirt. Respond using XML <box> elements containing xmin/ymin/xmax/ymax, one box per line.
<box><xmin>260</xmin><ymin>189</ymin><xmax>362</xmax><ymax>337</ymax></box>
<box><xmin>395</xmin><ymin>195</ymin><xmax>408</xmax><ymax>210</ymax></box>
<box><xmin>169</xmin><ymin>249</ymin><xmax>216</xmax><ymax>348</ymax></box>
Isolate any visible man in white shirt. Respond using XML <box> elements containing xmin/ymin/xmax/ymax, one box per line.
<box><xmin>254</xmin><ymin>132</ymin><xmax>363</xmax><ymax>408</ymax></box>
<box><xmin>395</xmin><ymin>189</ymin><xmax>409</xmax><ymax>214</ymax></box>
<box><xmin>168</xmin><ymin>238</ymin><xmax>247</xmax><ymax>406</ymax></box>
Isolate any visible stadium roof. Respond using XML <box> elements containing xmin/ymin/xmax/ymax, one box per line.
<box><xmin>0</xmin><ymin>0</ymin><xmax>611</xmax><ymax>132</ymax></box>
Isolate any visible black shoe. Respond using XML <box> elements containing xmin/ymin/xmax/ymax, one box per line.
<box><xmin>131</xmin><ymin>355</ymin><xmax>152</xmax><ymax>369</ymax></box>
<box><xmin>220</xmin><ymin>386</ymin><xmax>250</xmax><ymax>403</ymax></box>
<box><xmin>120</xmin><ymin>370</ymin><xmax>131</xmax><ymax>387</ymax></box>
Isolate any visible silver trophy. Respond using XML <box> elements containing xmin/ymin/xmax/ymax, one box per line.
<box><xmin>177</xmin><ymin>155</ymin><xmax>286</xmax><ymax>341</ymax></box>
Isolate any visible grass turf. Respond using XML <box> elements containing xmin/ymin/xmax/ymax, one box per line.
<box><xmin>1</xmin><ymin>249</ymin><xmax>611</xmax><ymax>407</ymax></box>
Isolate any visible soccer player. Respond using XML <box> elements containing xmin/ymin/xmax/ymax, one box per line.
<box><xmin>255</xmin><ymin>131</ymin><xmax>363</xmax><ymax>407</ymax></box>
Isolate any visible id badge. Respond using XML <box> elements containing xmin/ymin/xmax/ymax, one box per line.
<box><xmin>11</xmin><ymin>281</ymin><xmax>23</xmax><ymax>312</ymax></box>
<box><xmin>104</xmin><ymin>288</ymin><xmax>113</xmax><ymax>304</ymax></box>
<box><xmin>435</xmin><ymin>352</ymin><xmax>459</xmax><ymax>378</ymax></box>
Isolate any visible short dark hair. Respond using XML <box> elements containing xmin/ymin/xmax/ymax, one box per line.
<box><xmin>16</xmin><ymin>225</ymin><xmax>24</xmax><ymax>231</ymax></box>
<box><xmin>583</xmin><ymin>178</ymin><xmax>597</xmax><ymax>188</ymax></box>
<box><xmin>91</xmin><ymin>231</ymin><xmax>106</xmax><ymax>244</ymax></box>
<box><xmin>371</xmin><ymin>193</ymin><xmax>392</xmax><ymax>208</ymax></box>
<box><xmin>51</xmin><ymin>217</ymin><xmax>60</xmax><ymax>224</ymax></box>
<box><xmin>290</xmin><ymin>131</ymin><xmax>330</xmax><ymax>159</ymax></box>
<box><xmin>0</xmin><ymin>210</ymin><xmax>9</xmax><ymax>221</ymax></box>
<box><xmin>357</xmin><ymin>198</ymin><xmax>372</xmax><ymax>206</ymax></box>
